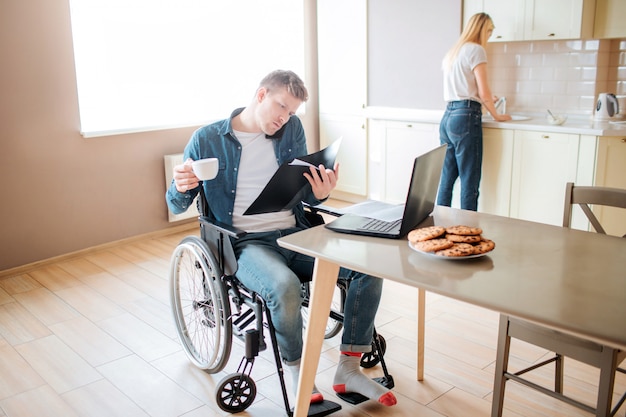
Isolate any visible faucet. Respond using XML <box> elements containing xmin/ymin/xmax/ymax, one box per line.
<box><xmin>494</xmin><ymin>96</ymin><xmax>507</xmax><ymax>114</ymax></box>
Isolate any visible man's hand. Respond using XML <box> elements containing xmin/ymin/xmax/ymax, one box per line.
<box><xmin>174</xmin><ymin>158</ymin><xmax>200</xmax><ymax>193</ymax></box>
<box><xmin>303</xmin><ymin>162</ymin><xmax>340</xmax><ymax>201</ymax></box>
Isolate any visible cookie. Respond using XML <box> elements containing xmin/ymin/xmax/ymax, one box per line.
<box><xmin>472</xmin><ymin>238</ymin><xmax>495</xmax><ymax>254</ymax></box>
<box><xmin>408</xmin><ymin>226</ymin><xmax>446</xmax><ymax>243</ymax></box>
<box><xmin>413</xmin><ymin>238</ymin><xmax>454</xmax><ymax>252</ymax></box>
<box><xmin>445</xmin><ymin>233</ymin><xmax>482</xmax><ymax>243</ymax></box>
<box><xmin>435</xmin><ymin>243</ymin><xmax>475</xmax><ymax>257</ymax></box>
<box><xmin>445</xmin><ymin>225</ymin><xmax>483</xmax><ymax>236</ymax></box>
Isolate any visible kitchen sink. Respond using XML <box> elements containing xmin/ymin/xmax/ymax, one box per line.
<box><xmin>483</xmin><ymin>114</ymin><xmax>531</xmax><ymax>121</ymax></box>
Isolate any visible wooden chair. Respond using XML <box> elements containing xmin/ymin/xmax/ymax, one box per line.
<box><xmin>491</xmin><ymin>182</ymin><xmax>626</xmax><ymax>417</ymax></box>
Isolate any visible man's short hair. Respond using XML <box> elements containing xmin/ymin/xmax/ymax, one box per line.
<box><xmin>259</xmin><ymin>70</ymin><xmax>309</xmax><ymax>102</ymax></box>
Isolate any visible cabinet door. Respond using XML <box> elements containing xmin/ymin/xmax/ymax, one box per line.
<box><xmin>463</xmin><ymin>0</ymin><xmax>525</xmax><ymax>42</ymax></box>
<box><xmin>382</xmin><ymin>121</ymin><xmax>440</xmax><ymax>204</ymax></box>
<box><xmin>319</xmin><ymin>113</ymin><xmax>367</xmax><ymax>196</ymax></box>
<box><xmin>462</xmin><ymin>0</ymin><xmax>483</xmax><ymax>27</ymax></box>
<box><xmin>485</xmin><ymin>0</ymin><xmax>525</xmax><ymax>42</ymax></box>
<box><xmin>317</xmin><ymin>0</ymin><xmax>366</xmax><ymax>114</ymax></box>
<box><xmin>525</xmin><ymin>0</ymin><xmax>591</xmax><ymax>40</ymax></box>
<box><xmin>510</xmin><ymin>131</ymin><xmax>580</xmax><ymax>226</ymax></box>
<box><xmin>479</xmin><ymin>128</ymin><xmax>514</xmax><ymax>216</ymax></box>
<box><xmin>594</xmin><ymin>0</ymin><xmax>626</xmax><ymax>39</ymax></box>
<box><xmin>594</xmin><ymin>136</ymin><xmax>626</xmax><ymax>236</ymax></box>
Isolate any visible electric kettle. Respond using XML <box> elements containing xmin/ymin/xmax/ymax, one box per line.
<box><xmin>594</xmin><ymin>93</ymin><xmax>620</xmax><ymax>120</ymax></box>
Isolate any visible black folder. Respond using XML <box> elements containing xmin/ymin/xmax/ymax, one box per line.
<box><xmin>243</xmin><ymin>137</ymin><xmax>342</xmax><ymax>215</ymax></box>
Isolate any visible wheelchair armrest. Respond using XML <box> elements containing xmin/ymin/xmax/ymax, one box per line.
<box><xmin>199</xmin><ymin>216</ymin><xmax>247</xmax><ymax>239</ymax></box>
<box><xmin>303</xmin><ymin>201</ymin><xmax>343</xmax><ymax>218</ymax></box>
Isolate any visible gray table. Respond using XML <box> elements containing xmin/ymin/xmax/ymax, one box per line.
<box><xmin>277</xmin><ymin>206</ymin><xmax>626</xmax><ymax>417</ymax></box>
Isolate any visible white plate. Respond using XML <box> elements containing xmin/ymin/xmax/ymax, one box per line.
<box><xmin>408</xmin><ymin>241</ymin><xmax>490</xmax><ymax>260</ymax></box>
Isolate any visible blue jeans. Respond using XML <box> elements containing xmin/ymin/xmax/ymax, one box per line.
<box><xmin>437</xmin><ymin>100</ymin><xmax>483</xmax><ymax>211</ymax></box>
<box><xmin>232</xmin><ymin>228</ymin><xmax>383</xmax><ymax>364</ymax></box>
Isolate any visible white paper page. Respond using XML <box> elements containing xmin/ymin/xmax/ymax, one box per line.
<box><xmin>288</xmin><ymin>159</ymin><xmax>320</xmax><ymax>170</ymax></box>
<box><xmin>341</xmin><ymin>200</ymin><xmax>404</xmax><ymax>222</ymax></box>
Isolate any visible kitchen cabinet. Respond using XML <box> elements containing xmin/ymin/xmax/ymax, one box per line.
<box><xmin>524</xmin><ymin>0</ymin><xmax>594</xmax><ymax>40</ymax></box>
<box><xmin>594</xmin><ymin>0</ymin><xmax>626</xmax><ymax>39</ymax></box>
<box><xmin>464</xmin><ymin>0</ymin><xmax>594</xmax><ymax>41</ymax></box>
<box><xmin>478</xmin><ymin>128</ymin><xmax>514</xmax><ymax>216</ymax></box>
<box><xmin>362</xmin><ymin>117</ymin><xmax>622</xmax><ymax>233</ymax></box>
<box><xmin>463</xmin><ymin>0</ymin><xmax>525</xmax><ymax>42</ymax></box>
<box><xmin>594</xmin><ymin>136</ymin><xmax>626</xmax><ymax>236</ymax></box>
<box><xmin>368</xmin><ymin>120</ymin><xmax>440</xmax><ymax>204</ymax></box>
<box><xmin>510</xmin><ymin>131</ymin><xmax>595</xmax><ymax>226</ymax></box>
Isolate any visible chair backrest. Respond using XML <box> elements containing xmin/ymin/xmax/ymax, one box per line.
<box><xmin>562</xmin><ymin>182</ymin><xmax>626</xmax><ymax>237</ymax></box>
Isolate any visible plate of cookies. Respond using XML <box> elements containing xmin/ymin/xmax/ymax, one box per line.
<box><xmin>407</xmin><ymin>225</ymin><xmax>495</xmax><ymax>259</ymax></box>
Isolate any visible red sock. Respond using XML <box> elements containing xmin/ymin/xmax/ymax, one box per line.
<box><xmin>378</xmin><ymin>391</ymin><xmax>397</xmax><ymax>406</ymax></box>
<box><xmin>311</xmin><ymin>391</ymin><xmax>324</xmax><ymax>404</ymax></box>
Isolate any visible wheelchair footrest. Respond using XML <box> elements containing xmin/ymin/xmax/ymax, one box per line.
<box><xmin>305</xmin><ymin>399</ymin><xmax>342</xmax><ymax>417</ymax></box>
<box><xmin>334</xmin><ymin>376</ymin><xmax>395</xmax><ymax>405</ymax></box>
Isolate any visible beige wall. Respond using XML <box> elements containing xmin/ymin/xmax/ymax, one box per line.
<box><xmin>0</xmin><ymin>0</ymin><xmax>319</xmax><ymax>272</ymax></box>
<box><xmin>0</xmin><ymin>1</ymin><xmax>194</xmax><ymax>271</ymax></box>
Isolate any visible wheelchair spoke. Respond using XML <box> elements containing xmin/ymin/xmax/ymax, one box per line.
<box><xmin>170</xmin><ymin>237</ymin><xmax>232</xmax><ymax>373</ymax></box>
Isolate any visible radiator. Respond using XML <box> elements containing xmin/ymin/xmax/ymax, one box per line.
<box><xmin>164</xmin><ymin>153</ymin><xmax>199</xmax><ymax>222</ymax></box>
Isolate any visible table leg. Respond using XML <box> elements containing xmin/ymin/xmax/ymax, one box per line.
<box><xmin>417</xmin><ymin>288</ymin><xmax>425</xmax><ymax>381</ymax></box>
<box><xmin>293</xmin><ymin>258</ymin><xmax>339</xmax><ymax>417</ymax></box>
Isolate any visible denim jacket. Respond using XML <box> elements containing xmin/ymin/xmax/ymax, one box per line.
<box><xmin>165</xmin><ymin>108</ymin><xmax>324</xmax><ymax>228</ymax></box>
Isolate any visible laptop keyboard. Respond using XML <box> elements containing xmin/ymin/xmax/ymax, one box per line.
<box><xmin>359</xmin><ymin>218</ymin><xmax>402</xmax><ymax>233</ymax></box>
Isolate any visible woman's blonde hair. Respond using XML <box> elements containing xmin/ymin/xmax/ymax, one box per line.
<box><xmin>443</xmin><ymin>13</ymin><xmax>494</xmax><ymax>69</ymax></box>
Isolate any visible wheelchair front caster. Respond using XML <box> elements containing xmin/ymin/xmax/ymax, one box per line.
<box><xmin>360</xmin><ymin>334</ymin><xmax>386</xmax><ymax>368</ymax></box>
<box><xmin>216</xmin><ymin>373</ymin><xmax>256</xmax><ymax>413</ymax></box>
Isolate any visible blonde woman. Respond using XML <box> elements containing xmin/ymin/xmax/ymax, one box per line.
<box><xmin>437</xmin><ymin>12</ymin><xmax>511</xmax><ymax>211</ymax></box>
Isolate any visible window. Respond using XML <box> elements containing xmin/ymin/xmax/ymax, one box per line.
<box><xmin>69</xmin><ymin>0</ymin><xmax>305</xmax><ymax>137</ymax></box>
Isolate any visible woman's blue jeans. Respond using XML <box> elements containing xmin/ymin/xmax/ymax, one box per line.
<box><xmin>437</xmin><ymin>100</ymin><xmax>483</xmax><ymax>211</ymax></box>
<box><xmin>232</xmin><ymin>228</ymin><xmax>383</xmax><ymax>364</ymax></box>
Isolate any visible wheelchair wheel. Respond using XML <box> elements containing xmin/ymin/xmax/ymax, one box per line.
<box><xmin>170</xmin><ymin>236</ymin><xmax>232</xmax><ymax>373</ymax></box>
<box><xmin>216</xmin><ymin>373</ymin><xmax>256</xmax><ymax>413</ymax></box>
<box><xmin>301</xmin><ymin>281</ymin><xmax>345</xmax><ymax>339</ymax></box>
<box><xmin>360</xmin><ymin>334</ymin><xmax>386</xmax><ymax>369</ymax></box>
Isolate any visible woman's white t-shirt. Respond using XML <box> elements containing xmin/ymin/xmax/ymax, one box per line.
<box><xmin>443</xmin><ymin>42</ymin><xmax>487</xmax><ymax>103</ymax></box>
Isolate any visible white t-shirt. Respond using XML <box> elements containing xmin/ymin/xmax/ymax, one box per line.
<box><xmin>231</xmin><ymin>130</ymin><xmax>296</xmax><ymax>232</ymax></box>
<box><xmin>442</xmin><ymin>42</ymin><xmax>487</xmax><ymax>103</ymax></box>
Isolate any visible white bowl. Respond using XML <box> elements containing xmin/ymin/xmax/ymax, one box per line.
<box><xmin>547</xmin><ymin>115</ymin><xmax>567</xmax><ymax>125</ymax></box>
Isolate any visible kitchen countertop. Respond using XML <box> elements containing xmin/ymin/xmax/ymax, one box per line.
<box><xmin>365</xmin><ymin>106</ymin><xmax>626</xmax><ymax>137</ymax></box>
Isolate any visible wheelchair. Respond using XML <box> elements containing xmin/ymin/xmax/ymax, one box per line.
<box><xmin>169</xmin><ymin>189</ymin><xmax>393</xmax><ymax>416</ymax></box>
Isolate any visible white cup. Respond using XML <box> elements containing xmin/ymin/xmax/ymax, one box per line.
<box><xmin>191</xmin><ymin>158</ymin><xmax>219</xmax><ymax>181</ymax></box>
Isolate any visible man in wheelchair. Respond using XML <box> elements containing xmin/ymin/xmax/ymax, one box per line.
<box><xmin>166</xmin><ymin>70</ymin><xmax>396</xmax><ymax>408</ymax></box>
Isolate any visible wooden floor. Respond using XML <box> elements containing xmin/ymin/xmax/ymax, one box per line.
<box><xmin>0</xmin><ymin>225</ymin><xmax>624</xmax><ymax>417</ymax></box>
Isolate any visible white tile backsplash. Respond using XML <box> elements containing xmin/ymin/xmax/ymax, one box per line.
<box><xmin>487</xmin><ymin>38</ymin><xmax>626</xmax><ymax>116</ymax></box>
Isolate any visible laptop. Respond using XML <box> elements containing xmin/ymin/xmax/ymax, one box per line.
<box><xmin>324</xmin><ymin>144</ymin><xmax>446</xmax><ymax>239</ymax></box>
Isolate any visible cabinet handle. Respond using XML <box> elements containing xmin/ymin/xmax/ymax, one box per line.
<box><xmin>542</xmin><ymin>135</ymin><xmax>550</xmax><ymax>139</ymax></box>
<box><xmin>407</xmin><ymin>124</ymin><xmax>413</xmax><ymax>128</ymax></box>
<box><xmin>548</xmin><ymin>33</ymin><xmax>555</xmax><ymax>37</ymax></box>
